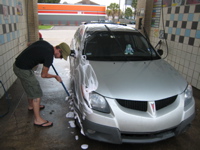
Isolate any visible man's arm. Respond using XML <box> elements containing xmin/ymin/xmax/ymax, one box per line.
<box><xmin>41</xmin><ymin>66</ymin><xmax>62</xmax><ymax>82</ymax></box>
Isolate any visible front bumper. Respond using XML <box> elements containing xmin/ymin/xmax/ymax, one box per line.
<box><xmin>82</xmin><ymin>111</ymin><xmax>195</xmax><ymax>144</ymax></box>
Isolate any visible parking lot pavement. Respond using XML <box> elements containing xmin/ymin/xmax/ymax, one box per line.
<box><xmin>0</xmin><ymin>26</ymin><xmax>199</xmax><ymax>150</ymax></box>
<box><xmin>39</xmin><ymin>26</ymin><xmax>78</xmax><ymax>46</ymax></box>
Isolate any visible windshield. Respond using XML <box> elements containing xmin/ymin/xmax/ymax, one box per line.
<box><xmin>83</xmin><ymin>31</ymin><xmax>160</xmax><ymax>61</ymax></box>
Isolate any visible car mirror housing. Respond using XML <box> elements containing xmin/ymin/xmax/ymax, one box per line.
<box><xmin>157</xmin><ymin>49</ymin><xmax>163</xmax><ymax>56</ymax></box>
<box><xmin>70</xmin><ymin>50</ymin><xmax>76</xmax><ymax>57</ymax></box>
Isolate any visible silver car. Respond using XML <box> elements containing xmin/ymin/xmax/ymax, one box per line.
<box><xmin>69</xmin><ymin>23</ymin><xmax>195</xmax><ymax>144</ymax></box>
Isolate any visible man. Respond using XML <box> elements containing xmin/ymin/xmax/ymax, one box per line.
<box><xmin>13</xmin><ymin>40</ymin><xmax>70</xmax><ymax>127</ymax></box>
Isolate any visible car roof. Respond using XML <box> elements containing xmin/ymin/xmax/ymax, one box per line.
<box><xmin>82</xmin><ymin>23</ymin><xmax>138</xmax><ymax>33</ymax></box>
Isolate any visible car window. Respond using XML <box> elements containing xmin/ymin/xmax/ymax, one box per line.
<box><xmin>83</xmin><ymin>31</ymin><xmax>160</xmax><ymax>61</ymax></box>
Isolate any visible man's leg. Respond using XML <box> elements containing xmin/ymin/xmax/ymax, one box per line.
<box><xmin>32</xmin><ymin>98</ymin><xmax>53</xmax><ymax>126</ymax></box>
<box><xmin>28</xmin><ymin>98</ymin><xmax>45</xmax><ymax>110</ymax></box>
<box><xmin>28</xmin><ymin>99</ymin><xmax>33</xmax><ymax>110</ymax></box>
<box><xmin>13</xmin><ymin>64</ymin><xmax>52</xmax><ymax>126</ymax></box>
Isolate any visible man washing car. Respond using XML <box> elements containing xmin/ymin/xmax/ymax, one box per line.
<box><xmin>13</xmin><ymin>40</ymin><xmax>70</xmax><ymax>127</ymax></box>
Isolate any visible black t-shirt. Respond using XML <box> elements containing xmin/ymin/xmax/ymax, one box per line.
<box><xmin>15</xmin><ymin>40</ymin><xmax>54</xmax><ymax>70</ymax></box>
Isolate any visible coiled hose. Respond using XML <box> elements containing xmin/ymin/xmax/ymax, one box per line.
<box><xmin>0</xmin><ymin>81</ymin><xmax>10</xmax><ymax>117</ymax></box>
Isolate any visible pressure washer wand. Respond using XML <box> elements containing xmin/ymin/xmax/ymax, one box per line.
<box><xmin>51</xmin><ymin>64</ymin><xmax>70</xmax><ymax>96</ymax></box>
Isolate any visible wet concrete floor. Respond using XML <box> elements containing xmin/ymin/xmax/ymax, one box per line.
<box><xmin>0</xmin><ymin>26</ymin><xmax>200</xmax><ymax>150</ymax></box>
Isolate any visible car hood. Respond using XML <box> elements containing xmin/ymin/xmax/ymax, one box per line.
<box><xmin>89</xmin><ymin>59</ymin><xmax>187</xmax><ymax>101</ymax></box>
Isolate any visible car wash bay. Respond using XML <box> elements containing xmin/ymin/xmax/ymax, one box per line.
<box><xmin>0</xmin><ymin>26</ymin><xmax>200</xmax><ymax>150</ymax></box>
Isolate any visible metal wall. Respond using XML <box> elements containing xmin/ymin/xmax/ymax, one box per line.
<box><xmin>38</xmin><ymin>15</ymin><xmax>106</xmax><ymax>25</ymax></box>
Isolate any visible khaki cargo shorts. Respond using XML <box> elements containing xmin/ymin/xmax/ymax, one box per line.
<box><xmin>13</xmin><ymin>63</ymin><xmax>43</xmax><ymax>99</ymax></box>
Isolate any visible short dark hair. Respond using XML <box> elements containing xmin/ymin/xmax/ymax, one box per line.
<box><xmin>55</xmin><ymin>45</ymin><xmax>60</xmax><ymax>49</ymax></box>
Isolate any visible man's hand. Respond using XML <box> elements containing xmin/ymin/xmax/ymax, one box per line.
<box><xmin>41</xmin><ymin>66</ymin><xmax>62</xmax><ymax>82</ymax></box>
<box><xmin>55</xmin><ymin>75</ymin><xmax>62</xmax><ymax>82</ymax></box>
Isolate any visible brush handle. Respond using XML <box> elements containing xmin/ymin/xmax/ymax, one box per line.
<box><xmin>51</xmin><ymin>65</ymin><xmax>70</xmax><ymax>96</ymax></box>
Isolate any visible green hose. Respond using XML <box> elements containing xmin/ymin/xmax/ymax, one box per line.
<box><xmin>0</xmin><ymin>81</ymin><xmax>10</xmax><ymax>117</ymax></box>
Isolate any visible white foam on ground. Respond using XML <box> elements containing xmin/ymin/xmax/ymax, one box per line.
<box><xmin>81</xmin><ymin>144</ymin><xmax>89</xmax><ymax>149</ymax></box>
<box><xmin>66</xmin><ymin>112</ymin><xmax>74</xmax><ymax>118</ymax></box>
<box><xmin>68</xmin><ymin>120</ymin><xmax>76</xmax><ymax>128</ymax></box>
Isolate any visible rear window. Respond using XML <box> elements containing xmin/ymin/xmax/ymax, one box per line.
<box><xmin>83</xmin><ymin>31</ymin><xmax>160</xmax><ymax>61</ymax></box>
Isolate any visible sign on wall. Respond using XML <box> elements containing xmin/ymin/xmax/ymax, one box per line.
<box><xmin>17</xmin><ymin>2</ymin><xmax>23</xmax><ymax>16</ymax></box>
<box><xmin>172</xmin><ymin>0</ymin><xmax>185</xmax><ymax>6</ymax></box>
<box><xmin>162</xmin><ymin>0</ymin><xmax>200</xmax><ymax>7</ymax></box>
<box><xmin>151</xmin><ymin>0</ymin><xmax>162</xmax><ymax>28</ymax></box>
<box><xmin>162</xmin><ymin>0</ymin><xmax>172</xmax><ymax>7</ymax></box>
<box><xmin>186</xmin><ymin>0</ymin><xmax>200</xmax><ymax>4</ymax></box>
<box><xmin>3</xmin><ymin>5</ymin><xmax>8</xmax><ymax>19</ymax></box>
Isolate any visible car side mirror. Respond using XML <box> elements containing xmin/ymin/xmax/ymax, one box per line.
<box><xmin>70</xmin><ymin>50</ymin><xmax>76</xmax><ymax>57</ymax></box>
<box><xmin>157</xmin><ymin>49</ymin><xmax>163</xmax><ymax>56</ymax></box>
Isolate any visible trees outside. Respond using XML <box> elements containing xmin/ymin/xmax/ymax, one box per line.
<box><xmin>106</xmin><ymin>9</ymin><xmax>112</xmax><ymax>20</ymax></box>
<box><xmin>131</xmin><ymin>0</ymin><xmax>137</xmax><ymax>19</ymax></box>
<box><xmin>38</xmin><ymin>0</ymin><xmax>60</xmax><ymax>3</ymax></box>
<box><xmin>107</xmin><ymin>3</ymin><xmax>120</xmax><ymax>21</ymax></box>
<box><xmin>107</xmin><ymin>0</ymin><xmax>137</xmax><ymax>21</ymax></box>
<box><xmin>125</xmin><ymin>7</ymin><xmax>132</xmax><ymax>19</ymax></box>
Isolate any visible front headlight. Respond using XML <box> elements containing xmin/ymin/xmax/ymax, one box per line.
<box><xmin>184</xmin><ymin>84</ymin><xmax>193</xmax><ymax>108</ymax></box>
<box><xmin>89</xmin><ymin>93</ymin><xmax>110</xmax><ymax>113</ymax></box>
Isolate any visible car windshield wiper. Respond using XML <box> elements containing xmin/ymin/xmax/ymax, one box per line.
<box><xmin>104</xmin><ymin>25</ymin><xmax>129</xmax><ymax>61</ymax></box>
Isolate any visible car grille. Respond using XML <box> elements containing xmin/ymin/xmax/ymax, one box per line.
<box><xmin>121</xmin><ymin>127</ymin><xmax>176</xmax><ymax>143</ymax></box>
<box><xmin>116</xmin><ymin>95</ymin><xmax>177</xmax><ymax>111</ymax></box>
